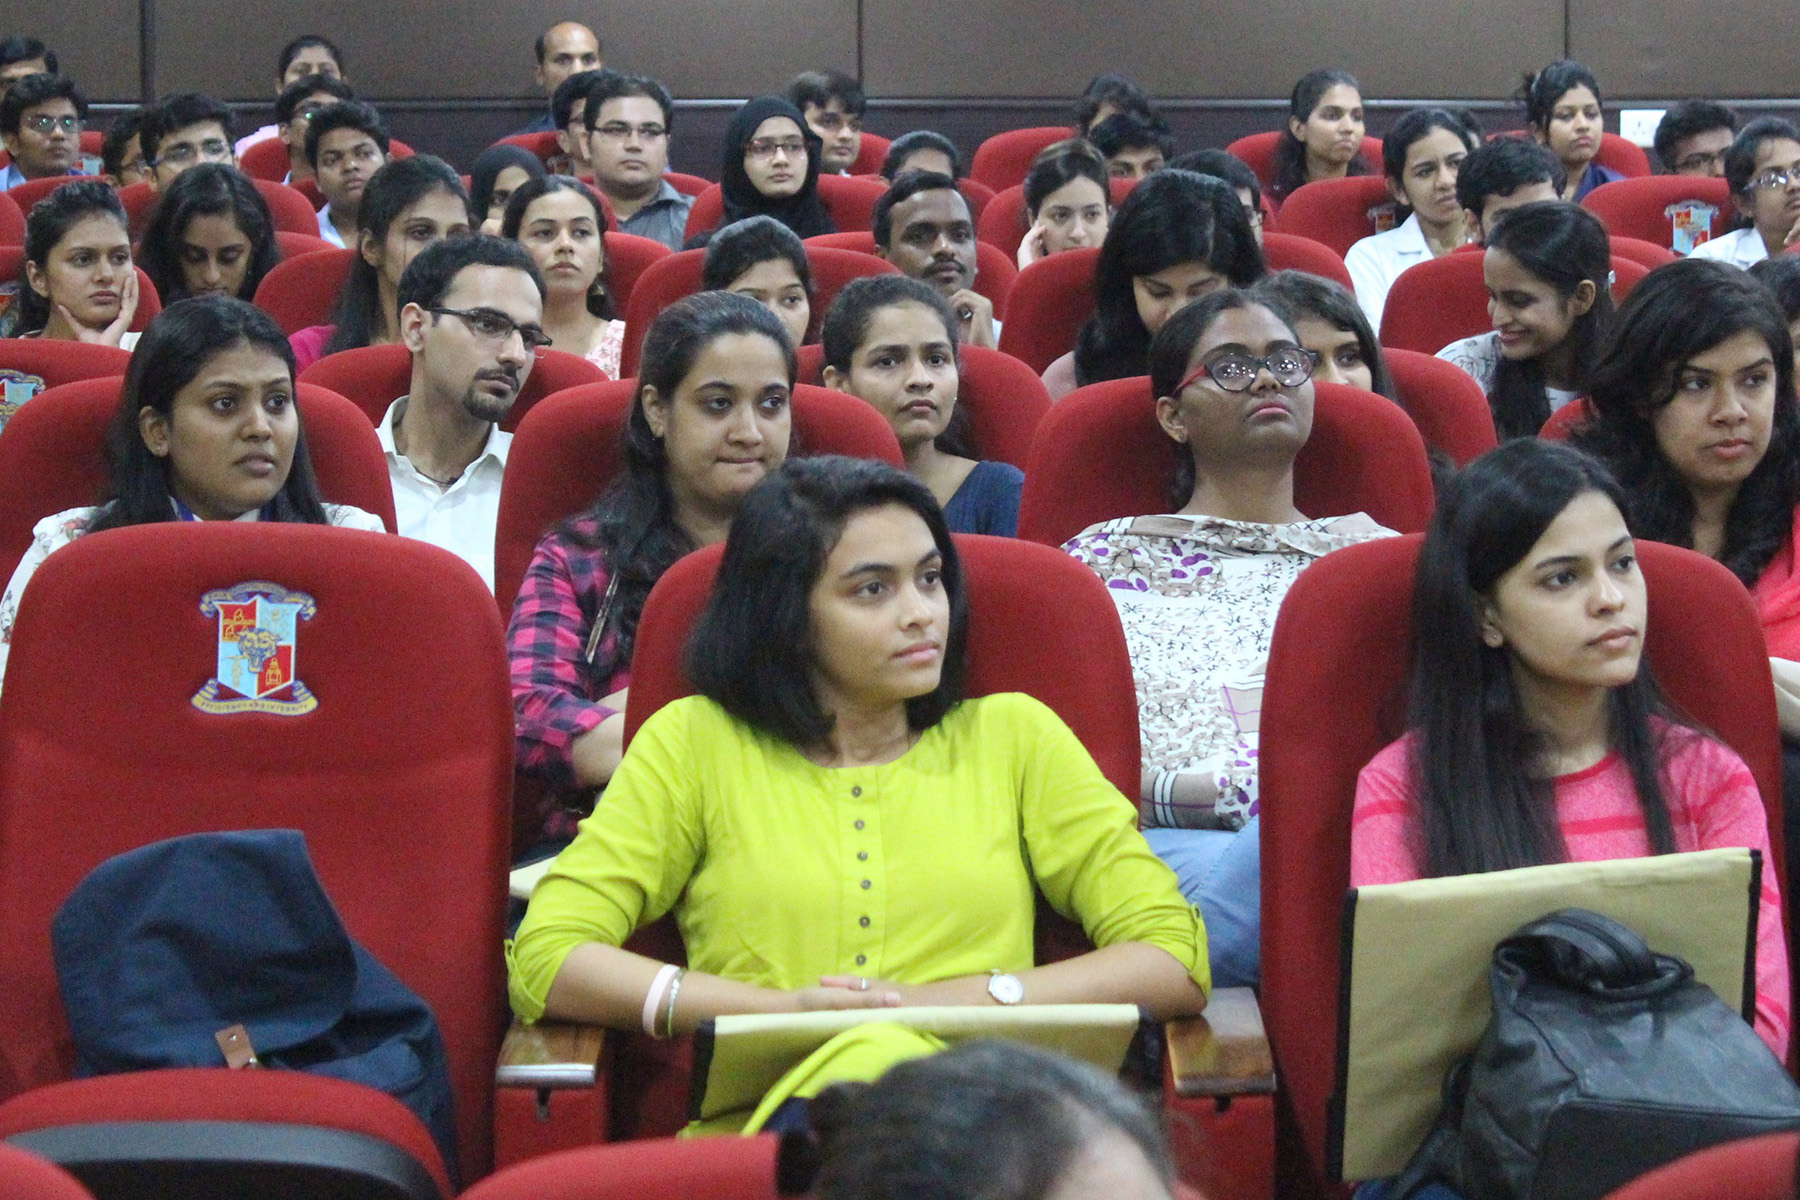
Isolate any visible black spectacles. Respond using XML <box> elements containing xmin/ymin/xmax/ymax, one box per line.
<box><xmin>428</xmin><ymin>306</ymin><xmax>553</xmax><ymax>352</ymax></box>
<box><xmin>1179</xmin><ymin>348</ymin><xmax>1319</xmax><ymax>393</ymax></box>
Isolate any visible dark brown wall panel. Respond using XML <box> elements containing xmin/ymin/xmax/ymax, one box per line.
<box><xmin>1570</xmin><ymin>2</ymin><xmax>1792</xmax><ymax>99</ymax></box>
<box><xmin>151</xmin><ymin>0</ymin><xmax>856</xmax><ymax>100</ymax></box>
<box><xmin>861</xmin><ymin>0</ymin><xmax>1564</xmax><ymax>99</ymax></box>
<box><xmin>16</xmin><ymin>8</ymin><xmax>139</xmax><ymax>101</ymax></box>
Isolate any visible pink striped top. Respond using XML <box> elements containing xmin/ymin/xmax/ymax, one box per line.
<box><xmin>1352</xmin><ymin>729</ymin><xmax>1790</xmax><ymax>1060</ymax></box>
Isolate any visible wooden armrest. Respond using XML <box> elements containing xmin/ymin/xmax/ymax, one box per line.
<box><xmin>495</xmin><ymin>1018</ymin><xmax>606</xmax><ymax>1089</ymax></box>
<box><xmin>1164</xmin><ymin>986</ymin><xmax>1275</xmax><ymax>1097</ymax></box>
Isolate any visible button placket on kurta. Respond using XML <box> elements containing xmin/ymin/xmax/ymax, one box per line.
<box><xmin>840</xmin><ymin>782</ymin><xmax>884</xmax><ymax>971</ymax></box>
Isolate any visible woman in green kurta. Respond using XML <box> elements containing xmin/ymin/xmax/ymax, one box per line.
<box><xmin>507</xmin><ymin>456</ymin><xmax>1208</xmax><ymax>1047</ymax></box>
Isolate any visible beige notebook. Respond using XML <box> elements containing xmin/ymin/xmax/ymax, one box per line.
<box><xmin>1332</xmin><ymin>846</ymin><xmax>1759</xmax><ymax>1181</ymax></box>
<box><xmin>693</xmin><ymin>1003</ymin><xmax>1143</xmax><ymax>1122</ymax></box>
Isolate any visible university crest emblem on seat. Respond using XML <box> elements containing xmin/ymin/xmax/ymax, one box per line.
<box><xmin>191</xmin><ymin>581</ymin><xmax>318</xmax><ymax>715</ymax></box>
<box><xmin>1664</xmin><ymin>200</ymin><xmax>1719</xmax><ymax>256</ymax></box>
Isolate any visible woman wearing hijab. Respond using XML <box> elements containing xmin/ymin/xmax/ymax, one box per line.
<box><xmin>693</xmin><ymin>96</ymin><xmax>836</xmax><ymax>245</ymax></box>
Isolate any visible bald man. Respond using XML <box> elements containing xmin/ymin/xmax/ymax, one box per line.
<box><xmin>516</xmin><ymin>21</ymin><xmax>602</xmax><ymax>133</ymax></box>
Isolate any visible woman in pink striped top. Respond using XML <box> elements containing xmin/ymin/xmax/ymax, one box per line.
<box><xmin>1350</xmin><ymin>439</ymin><xmax>1789</xmax><ymax>1059</ymax></box>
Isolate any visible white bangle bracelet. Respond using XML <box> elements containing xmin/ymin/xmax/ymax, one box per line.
<box><xmin>641</xmin><ymin>963</ymin><xmax>679</xmax><ymax>1038</ymax></box>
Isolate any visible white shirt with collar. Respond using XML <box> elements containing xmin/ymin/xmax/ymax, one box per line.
<box><xmin>377</xmin><ymin>397</ymin><xmax>510</xmax><ymax>592</ymax></box>
<box><xmin>316</xmin><ymin>203</ymin><xmax>347</xmax><ymax>248</ymax></box>
<box><xmin>1689</xmin><ymin>226</ymin><xmax>1770</xmax><ymax>269</ymax></box>
<box><xmin>1344</xmin><ymin>212</ymin><xmax>1431</xmax><ymax>336</ymax></box>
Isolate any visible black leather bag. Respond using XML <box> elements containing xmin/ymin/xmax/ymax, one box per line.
<box><xmin>1391</xmin><ymin>907</ymin><xmax>1800</xmax><ymax>1200</ymax></box>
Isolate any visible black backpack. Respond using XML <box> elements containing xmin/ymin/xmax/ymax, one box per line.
<box><xmin>52</xmin><ymin>829</ymin><xmax>459</xmax><ymax>1184</ymax></box>
<box><xmin>1391</xmin><ymin>907</ymin><xmax>1800</xmax><ymax>1200</ymax></box>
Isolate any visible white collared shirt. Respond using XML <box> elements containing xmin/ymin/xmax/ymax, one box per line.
<box><xmin>1689</xmin><ymin>226</ymin><xmax>1770</xmax><ymax>269</ymax></box>
<box><xmin>377</xmin><ymin>397</ymin><xmax>510</xmax><ymax>592</ymax></box>
<box><xmin>1344</xmin><ymin>212</ymin><xmax>1431</xmax><ymax>335</ymax></box>
<box><xmin>316</xmin><ymin>203</ymin><xmax>347</xmax><ymax>248</ymax></box>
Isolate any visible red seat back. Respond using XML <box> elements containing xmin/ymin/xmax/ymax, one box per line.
<box><xmin>661</xmin><ymin>171</ymin><xmax>710</xmax><ymax>198</ymax></box>
<box><xmin>116</xmin><ymin>181</ymin><xmax>157</xmax><ymax>237</ymax></box>
<box><xmin>957</xmin><ymin>177</ymin><xmax>997</xmax><ymax>219</ymax></box>
<box><xmin>1383</xmin><ymin>347</ymin><xmax>1498</xmax><ymax>466</ymax></box>
<box><xmin>0</xmin><ymin>341</ymin><xmax>132</xmax><ymax>391</ymax></box>
<box><xmin>252</xmin><ymin>179</ymin><xmax>326</xmax><ymax>236</ymax></box>
<box><xmin>493</xmin><ymin>381</ymin><xmax>904</xmax><ymax>615</ymax></box>
<box><xmin>603</xmin><ymin>231</ymin><xmax>672</xmax><ymax>315</ymax></box>
<box><xmin>977</xmin><ymin>184</ymin><xmax>1031</xmax><ymax>257</ymax></box>
<box><xmin>849</xmin><ymin>132</ymin><xmax>892</xmax><ymax>177</ymax></box>
<box><xmin>1261</xmin><ymin>231</ymin><xmax>1354</xmax><ymax>290</ymax></box>
<box><xmin>0</xmin><ymin>521</ymin><xmax>512</xmax><ymax>1183</ymax></box>
<box><xmin>1608</xmin><ymin>234</ymin><xmax>1678</xmax><ymax>271</ymax></box>
<box><xmin>0</xmin><ymin>192</ymin><xmax>23</xmax><ymax>246</ymax></box>
<box><xmin>815</xmin><ymin>173</ymin><xmax>888</xmax><ymax>233</ymax></box>
<box><xmin>804</xmin><ymin>230</ymin><xmax>1017</xmax><ymax>318</ymax></box>
<box><xmin>618</xmin><ymin>246</ymin><xmax>899</xmax><ymax>378</ymax></box>
<box><xmin>494</xmin><ymin>131</ymin><xmax>561</xmax><ymax>165</ymax></box>
<box><xmin>996</xmin><ymin>247</ymin><xmax>1098</xmax><ymax>375</ymax></box>
<box><xmin>274</xmin><ymin>230</ymin><xmax>335</xmax><ymax>259</ymax></box>
<box><xmin>460</xmin><ymin>1135</ymin><xmax>780</xmax><ymax>1200</ymax></box>
<box><xmin>1582</xmin><ymin>176</ymin><xmax>1733</xmax><ymax>253</ymax></box>
<box><xmin>1225</xmin><ymin>131</ymin><xmax>1384</xmax><ymax>195</ymax></box>
<box><xmin>299</xmin><ymin>342</ymin><xmax>604</xmax><ymax>432</ymax></box>
<box><xmin>237</xmin><ymin>137</ymin><xmax>291</xmax><ymax>181</ymax></box>
<box><xmin>1380</xmin><ymin>252</ymin><xmax>1646</xmax><ymax>355</ymax></box>
<box><xmin>1259</xmin><ymin>534</ymin><xmax>1786</xmax><ymax>1195</ymax></box>
<box><xmin>1539</xmin><ymin>397</ymin><xmax>1596</xmax><ymax>440</ymax></box>
<box><xmin>1594</xmin><ymin>132</ymin><xmax>1653</xmax><ymax>179</ymax></box>
<box><xmin>0</xmin><ymin>251</ymin><xmax>157</xmax><ymax>333</ymax></box>
<box><xmin>4</xmin><ymin>177</ymin><xmax>102</xmax><ymax>216</ymax></box>
<box><xmin>251</xmin><ymin>246</ymin><xmax>353</xmax><ymax>335</ymax></box>
<box><xmin>970</xmin><ymin>127</ymin><xmax>1074</xmax><ymax>193</ymax></box>
<box><xmin>1272</xmin><ymin>175</ymin><xmax>1396</xmax><ymax>258</ymax></box>
<box><xmin>0</xmin><ymin>376</ymin><xmax>398</xmax><ymax>583</ymax></box>
<box><xmin>1018</xmin><ymin>376</ymin><xmax>1434</xmax><ymax>546</ymax></box>
<box><xmin>1601</xmin><ymin>1131</ymin><xmax>1800</xmax><ymax>1200</ymax></box>
<box><xmin>793</xmin><ymin>342</ymin><xmax>1052</xmax><ymax>469</ymax></box>
<box><xmin>0</xmin><ymin>1142</ymin><xmax>95</xmax><ymax>1200</ymax></box>
<box><xmin>681</xmin><ymin>186</ymin><xmax>725</xmax><ymax>242</ymax></box>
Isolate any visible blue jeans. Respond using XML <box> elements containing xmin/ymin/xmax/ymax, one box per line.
<box><xmin>1144</xmin><ymin>817</ymin><xmax>1261</xmax><ymax>989</ymax></box>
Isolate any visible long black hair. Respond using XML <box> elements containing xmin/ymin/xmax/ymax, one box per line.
<box><xmin>13</xmin><ymin>181</ymin><xmax>130</xmax><ymax>336</ymax></box>
<box><xmin>1519</xmin><ymin>59</ymin><xmax>1605</xmax><ymax>142</ymax></box>
<box><xmin>1073</xmin><ymin>170</ymin><xmax>1265</xmax><ymax>388</ymax></box>
<box><xmin>685</xmin><ymin>455</ymin><xmax>967</xmax><ymax>748</ymax></box>
<box><xmin>89</xmin><ymin>297</ymin><xmax>331</xmax><ymax>532</ymax></box>
<box><xmin>469</xmin><ymin>144</ymin><xmax>545</xmax><ymax>224</ymax></box>
<box><xmin>500</xmin><ymin>174</ymin><xmax>616</xmax><ymax>321</ymax></box>
<box><xmin>1380</xmin><ymin>107</ymin><xmax>1482</xmax><ymax>217</ymax></box>
<box><xmin>1410</xmin><ymin>440</ymin><xmax>1679</xmax><ymax>877</ymax></box>
<box><xmin>714</xmin><ymin>96</ymin><xmax>834</xmax><ymax>240</ymax></box>
<box><xmin>1270</xmin><ymin>68</ymin><xmax>1369</xmax><ymax>201</ymax></box>
<box><xmin>323</xmin><ymin>154</ymin><xmax>469</xmax><ymax>355</ymax></box>
<box><xmin>1572</xmin><ymin>258</ymin><xmax>1800</xmax><ymax>586</ymax></box>
<box><xmin>820</xmin><ymin>273</ymin><xmax>977</xmax><ymax>459</ymax></box>
<box><xmin>567</xmin><ymin>291</ymin><xmax>797</xmax><ymax>667</ymax></box>
<box><xmin>1483</xmin><ymin>201</ymin><xmax>1616</xmax><ymax>439</ymax></box>
<box><xmin>136</xmin><ymin>163</ymin><xmax>280</xmax><ymax>303</ymax></box>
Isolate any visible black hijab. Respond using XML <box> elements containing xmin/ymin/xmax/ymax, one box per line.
<box><xmin>717</xmin><ymin>96</ymin><xmax>835</xmax><ymax>239</ymax></box>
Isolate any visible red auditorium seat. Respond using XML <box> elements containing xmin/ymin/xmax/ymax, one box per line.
<box><xmin>252</xmin><ymin>179</ymin><xmax>330</xmax><ymax>235</ymax></box>
<box><xmin>1607</xmin><ymin>234</ymin><xmax>1678</xmax><ymax>272</ymax></box>
<box><xmin>0</xmin><ymin>191</ymin><xmax>23</xmax><ymax>245</ymax></box>
<box><xmin>601</xmin><ymin>230</ymin><xmax>671</xmax><ymax>314</ymax></box>
<box><xmin>237</xmin><ymin>136</ymin><xmax>295</xmax><ymax>181</ymax></box>
<box><xmin>0</xmin><ymin>249</ymin><xmax>160</xmax><ymax>335</ymax></box>
<box><xmin>299</xmin><ymin>342</ymin><xmax>604</xmax><ymax>432</ymax></box>
<box><xmin>849</xmin><ymin>131</ymin><xmax>892</xmax><ymax>176</ymax></box>
<box><xmin>274</xmin><ymin>230</ymin><xmax>336</xmax><ymax>259</ymax></box>
<box><xmin>1379</xmin><ymin>251</ymin><xmax>1647</xmax><ymax>356</ymax></box>
<box><xmin>0</xmin><ymin>520</ymin><xmax>512</xmax><ymax>1185</ymax></box>
<box><xmin>1539</xmin><ymin>397</ymin><xmax>1596</xmax><ymax>440</ymax></box>
<box><xmin>804</xmin><ymin>230</ymin><xmax>1017</xmax><ymax>318</ymax></box>
<box><xmin>681</xmin><ymin>174</ymin><xmax>889</xmax><ymax>244</ymax></box>
<box><xmin>291</xmin><ymin>178</ymin><xmax>328</xmax><ymax>211</ymax></box>
<box><xmin>1270</xmin><ymin>175</ymin><xmax>1396</xmax><ymax>258</ymax></box>
<box><xmin>0</xmin><ymin>377</ymin><xmax>398</xmax><ymax>585</ymax></box>
<box><xmin>0</xmin><ymin>340</ymin><xmax>132</xmax><ymax>390</ymax></box>
<box><xmin>492</xmin><ymin>380</ymin><xmax>905</xmax><ymax>617</ymax></box>
<box><xmin>618</xmin><ymin>245</ymin><xmax>899</xmax><ymax>378</ymax></box>
<box><xmin>1592</xmin><ymin>131</ymin><xmax>1653</xmax><ymax>179</ymax></box>
<box><xmin>462</xmin><ymin>1136</ymin><xmax>779</xmax><ymax>1200</ymax></box>
<box><xmin>251</xmin><ymin>246</ymin><xmax>353</xmax><ymax>334</ymax></box>
<box><xmin>970</xmin><ymin>126</ymin><xmax>1075</xmax><ymax>192</ymax></box>
<box><xmin>494</xmin><ymin>131</ymin><xmax>562</xmax><ymax>164</ymax></box>
<box><xmin>0</xmin><ymin>1070</ymin><xmax>449</xmax><ymax>1200</ymax></box>
<box><xmin>1601</xmin><ymin>1132</ymin><xmax>1800</xmax><ymax>1200</ymax></box>
<box><xmin>793</xmin><ymin>341</ymin><xmax>1053</xmax><ymax>469</ymax></box>
<box><xmin>0</xmin><ymin>1142</ymin><xmax>95</xmax><ymax>1200</ymax></box>
<box><xmin>1224</xmin><ymin>131</ymin><xmax>1384</xmax><ymax>196</ymax></box>
<box><xmin>3</xmin><ymin>176</ymin><xmax>102</xmax><ymax>215</ymax></box>
<box><xmin>1382</xmin><ymin>347</ymin><xmax>1497</xmax><ymax>466</ymax></box>
<box><xmin>1581</xmin><ymin>176</ymin><xmax>1733</xmax><ymax>254</ymax></box>
<box><xmin>957</xmin><ymin>176</ymin><xmax>996</xmax><ymax>218</ymax></box>
<box><xmin>1260</xmin><ymin>231</ymin><xmax>1354</xmax><ymax>290</ymax></box>
<box><xmin>1258</xmin><ymin>535</ymin><xmax>1787</xmax><ymax>1198</ymax></box>
<box><xmin>661</xmin><ymin>172</ymin><xmax>711</xmax><ymax>198</ymax></box>
<box><xmin>996</xmin><ymin>246</ymin><xmax>1097</xmax><ymax>375</ymax></box>
<box><xmin>1017</xmin><ymin>377</ymin><xmax>1434</xmax><ymax>547</ymax></box>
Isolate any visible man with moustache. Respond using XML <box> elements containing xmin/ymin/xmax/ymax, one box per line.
<box><xmin>381</xmin><ymin>235</ymin><xmax>547</xmax><ymax>592</ymax></box>
<box><xmin>872</xmin><ymin>171</ymin><xmax>998</xmax><ymax>348</ymax></box>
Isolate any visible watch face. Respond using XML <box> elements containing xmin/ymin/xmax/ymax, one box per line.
<box><xmin>989</xmin><ymin>972</ymin><xmax>1024</xmax><ymax>1005</ymax></box>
